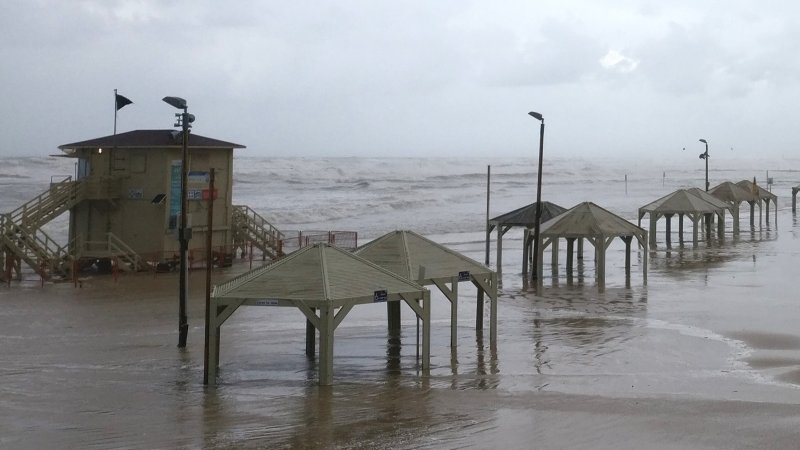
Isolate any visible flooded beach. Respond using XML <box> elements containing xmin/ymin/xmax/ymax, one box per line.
<box><xmin>3</xmin><ymin>156</ymin><xmax>800</xmax><ymax>448</ymax></box>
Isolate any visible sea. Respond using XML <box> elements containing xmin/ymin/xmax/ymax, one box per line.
<box><xmin>3</xmin><ymin>154</ymin><xmax>800</xmax><ymax>449</ymax></box>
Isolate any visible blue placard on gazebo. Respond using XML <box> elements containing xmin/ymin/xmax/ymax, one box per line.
<box><xmin>373</xmin><ymin>289</ymin><xmax>387</xmax><ymax>303</ymax></box>
<box><xmin>458</xmin><ymin>271</ymin><xmax>470</xmax><ymax>281</ymax></box>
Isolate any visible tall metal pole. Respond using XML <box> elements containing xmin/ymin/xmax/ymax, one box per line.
<box><xmin>484</xmin><ymin>165</ymin><xmax>491</xmax><ymax>266</ymax></box>
<box><xmin>699</xmin><ymin>139</ymin><xmax>709</xmax><ymax>191</ymax></box>
<box><xmin>530</xmin><ymin>112</ymin><xmax>545</xmax><ymax>281</ymax></box>
<box><xmin>203</xmin><ymin>168</ymin><xmax>215</xmax><ymax>384</ymax></box>
<box><xmin>178</xmin><ymin>108</ymin><xmax>190</xmax><ymax>348</ymax></box>
<box><xmin>705</xmin><ymin>145</ymin><xmax>709</xmax><ymax>191</ymax></box>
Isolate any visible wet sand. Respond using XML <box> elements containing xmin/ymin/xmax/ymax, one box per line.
<box><xmin>3</xmin><ymin>213</ymin><xmax>800</xmax><ymax>449</ymax></box>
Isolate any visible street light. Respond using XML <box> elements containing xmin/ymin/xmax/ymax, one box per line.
<box><xmin>698</xmin><ymin>138</ymin><xmax>709</xmax><ymax>191</ymax></box>
<box><xmin>163</xmin><ymin>95</ymin><xmax>195</xmax><ymax>348</ymax></box>
<box><xmin>529</xmin><ymin>111</ymin><xmax>544</xmax><ymax>280</ymax></box>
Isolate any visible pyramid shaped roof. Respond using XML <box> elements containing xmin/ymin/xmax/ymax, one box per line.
<box><xmin>540</xmin><ymin>202</ymin><xmax>646</xmax><ymax>240</ymax></box>
<box><xmin>355</xmin><ymin>230</ymin><xmax>492</xmax><ymax>282</ymax></box>
<box><xmin>686</xmin><ymin>187</ymin><xmax>733</xmax><ymax>211</ymax></box>
<box><xmin>709</xmin><ymin>181</ymin><xmax>756</xmax><ymax>203</ymax></box>
<box><xmin>212</xmin><ymin>243</ymin><xmax>425</xmax><ymax>306</ymax></box>
<box><xmin>736</xmin><ymin>179</ymin><xmax>777</xmax><ymax>201</ymax></box>
<box><xmin>489</xmin><ymin>201</ymin><xmax>567</xmax><ymax>227</ymax></box>
<box><xmin>639</xmin><ymin>189</ymin><xmax>724</xmax><ymax>216</ymax></box>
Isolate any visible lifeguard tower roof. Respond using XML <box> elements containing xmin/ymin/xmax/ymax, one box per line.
<box><xmin>58</xmin><ymin>129</ymin><xmax>245</xmax><ymax>152</ymax></box>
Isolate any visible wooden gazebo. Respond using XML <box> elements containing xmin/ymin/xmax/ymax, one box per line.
<box><xmin>736</xmin><ymin>179</ymin><xmax>778</xmax><ymax>227</ymax></box>
<box><xmin>638</xmin><ymin>189</ymin><xmax>725</xmax><ymax>248</ymax></box>
<box><xmin>709</xmin><ymin>181</ymin><xmax>757</xmax><ymax>232</ymax></box>
<box><xmin>535</xmin><ymin>202</ymin><xmax>648</xmax><ymax>289</ymax></box>
<box><xmin>488</xmin><ymin>201</ymin><xmax>567</xmax><ymax>278</ymax></box>
<box><xmin>355</xmin><ymin>230</ymin><xmax>498</xmax><ymax>346</ymax></box>
<box><xmin>208</xmin><ymin>243</ymin><xmax>431</xmax><ymax>386</ymax></box>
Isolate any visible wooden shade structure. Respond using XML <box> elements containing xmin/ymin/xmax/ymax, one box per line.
<box><xmin>355</xmin><ymin>230</ymin><xmax>498</xmax><ymax>346</ymax></box>
<box><xmin>736</xmin><ymin>179</ymin><xmax>778</xmax><ymax>227</ymax></box>
<box><xmin>638</xmin><ymin>189</ymin><xmax>725</xmax><ymax>248</ymax></box>
<box><xmin>488</xmin><ymin>201</ymin><xmax>567</xmax><ymax>278</ymax></box>
<box><xmin>209</xmin><ymin>243</ymin><xmax>430</xmax><ymax>386</ymax></box>
<box><xmin>535</xmin><ymin>202</ymin><xmax>648</xmax><ymax>289</ymax></box>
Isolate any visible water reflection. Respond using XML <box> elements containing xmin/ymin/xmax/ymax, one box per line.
<box><xmin>513</xmin><ymin>285</ymin><xmax>648</xmax><ymax>379</ymax></box>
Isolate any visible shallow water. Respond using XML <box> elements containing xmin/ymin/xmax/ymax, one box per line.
<box><xmin>4</xmin><ymin>156</ymin><xmax>800</xmax><ymax>448</ymax></box>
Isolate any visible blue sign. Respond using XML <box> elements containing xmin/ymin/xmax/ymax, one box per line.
<box><xmin>373</xmin><ymin>289</ymin><xmax>387</xmax><ymax>303</ymax></box>
<box><xmin>458</xmin><ymin>271</ymin><xmax>470</xmax><ymax>281</ymax></box>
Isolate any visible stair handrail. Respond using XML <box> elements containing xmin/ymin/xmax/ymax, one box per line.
<box><xmin>107</xmin><ymin>232</ymin><xmax>152</xmax><ymax>272</ymax></box>
<box><xmin>7</xmin><ymin>179</ymin><xmax>85</xmax><ymax>229</ymax></box>
<box><xmin>233</xmin><ymin>205</ymin><xmax>284</xmax><ymax>241</ymax></box>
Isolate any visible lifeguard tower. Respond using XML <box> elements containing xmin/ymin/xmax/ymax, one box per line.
<box><xmin>1</xmin><ymin>130</ymin><xmax>283</xmax><ymax>281</ymax></box>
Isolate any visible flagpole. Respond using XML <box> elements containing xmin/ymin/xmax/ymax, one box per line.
<box><xmin>114</xmin><ymin>89</ymin><xmax>118</xmax><ymax>135</ymax></box>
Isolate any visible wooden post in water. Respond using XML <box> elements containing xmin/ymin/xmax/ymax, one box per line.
<box><xmin>478</xmin><ymin>165</ymin><xmax>489</xmax><ymax>331</ymax></box>
<box><xmin>203</xmin><ymin>168</ymin><xmax>215</xmax><ymax>385</ymax></box>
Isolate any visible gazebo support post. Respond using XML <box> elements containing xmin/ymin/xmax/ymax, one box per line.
<box><xmin>705</xmin><ymin>213</ymin><xmax>712</xmax><ymax>240</ymax></box>
<box><xmin>551</xmin><ymin>237</ymin><xmax>559</xmax><ymax>277</ymax></box>
<box><xmin>489</xmin><ymin>272</ymin><xmax>497</xmax><ymax>342</ymax></box>
<box><xmin>433</xmin><ymin>277</ymin><xmax>459</xmax><ymax>349</ymax></box>
<box><xmin>387</xmin><ymin>301</ymin><xmax>401</xmax><ymax>332</ymax></box>
<box><xmin>717</xmin><ymin>211</ymin><xmax>725</xmax><ymax>242</ymax></box>
<box><xmin>649</xmin><ymin>214</ymin><xmax>657</xmax><ymax>249</ymax></box>
<box><xmin>319</xmin><ymin>305</ymin><xmax>335</xmax><ymax>386</ymax></box>
<box><xmin>401</xmin><ymin>292</ymin><xmax>431</xmax><ymax>370</ymax></box>
<box><xmin>641</xmin><ymin>233</ymin><xmax>648</xmax><ymax>285</ymax></box>
<box><xmin>665</xmin><ymin>214</ymin><xmax>672</xmax><ymax>247</ymax></box>
<box><xmin>566</xmin><ymin>238</ymin><xmax>575</xmax><ymax>275</ymax></box>
<box><xmin>692</xmin><ymin>215</ymin><xmax>699</xmax><ymax>247</ymax></box>
<box><xmin>793</xmin><ymin>187</ymin><xmax>799</xmax><ymax>213</ymax></box>
<box><xmin>305</xmin><ymin>308</ymin><xmax>316</xmax><ymax>356</ymax></box>
<box><xmin>678</xmin><ymin>214</ymin><xmax>684</xmax><ymax>245</ymax></box>
<box><xmin>765</xmin><ymin>200</ymin><xmax>770</xmax><ymax>225</ymax></box>
<box><xmin>536</xmin><ymin>236</ymin><xmax>546</xmax><ymax>291</ymax></box>
<box><xmin>522</xmin><ymin>228</ymin><xmax>530</xmax><ymax>276</ymax></box>
<box><xmin>774</xmin><ymin>199</ymin><xmax>777</xmax><ymax>224</ymax></box>
<box><xmin>624</xmin><ymin>236</ymin><xmax>632</xmax><ymax>277</ymax></box>
<box><xmin>596</xmin><ymin>237</ymin><xmax>608</xmax><ymax>289</ymax></box>
<box><xmin>732</xmin><ymin>203</ymin><xmax>740</xmax><ymax>233</ymax></box>
<box><xmin>749</xmin><ymin>201</ymin><xmax>755</xmax><ymax>230</ymax></box>
<box><xmin>577</xmin><ymin>238</ymin><xmax>584</xmax><ymax>260</ymax></box>
<box><xmin>496</xmin><ymin>226</ymin><xmax>503</xmax><ymax>280</ymax></box>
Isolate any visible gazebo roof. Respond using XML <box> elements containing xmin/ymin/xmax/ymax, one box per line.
<box><xmin>540</xmin><ymin>202</ymin><xmax>646</xmax><ymax>240</ymax></box>
<box><xmin>355</xmin><ymin>230</ymin><xmax>492</xmax><ymax>282</ymax></box>
<box><xmin>709</xmin><ymin>181</ymin><xmax>757</xmax><ymax>203</ymax></box>
<box><xmin>212</xmin><ymin>243</ymin><xmax>426</xmax><ymax>306</ymax></box>
<box><xmin>686</xmin><ymin>187</ymin><xmax>734</xmax><ymax>211</ymax></box>
<box><xmin>488</xmin><ymin>201</ymin><xmax>567</xmax><ymax>228</ymax></box>
<box><xmin>736</xmin><ymin>179</ymin><xmax>777</xmax><ymax>202</ymax></box>
<box><xmin>638</xmin><ymin>189</ymin><xmax>724</xmax><ymax>216</ymax></box>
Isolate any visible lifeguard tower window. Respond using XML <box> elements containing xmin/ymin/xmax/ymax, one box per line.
<box><xmin>131</xmin><ymin>154</ymin><xmax>146</xmax><ymax>173</ymax></box>
<box><xmin>112</xmin><ymin>152</ymin><xmax>127</xmax><ymax>171</ymax></box>
<box><xmin>151</xmin><ymin>194</ymin><xmax>166</xmax><ymax>204</ymax></box>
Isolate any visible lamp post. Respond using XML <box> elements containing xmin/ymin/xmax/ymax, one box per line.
<box><xmin>529</xmin><ymin>111</ymin><xmax>544</xmax><ymax>280</ymax></box>
<box><xmin>163</xmin><ymin>96</ymin><xmax>195</xmax><ymax>348</ymax></box>
<box><xmin>699</xmin><ymin>138</ymin><xmax>709</xmax><ymax>191</ymax></box>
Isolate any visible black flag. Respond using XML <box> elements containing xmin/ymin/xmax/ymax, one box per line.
<box><xmin>115</xmin><ymin>94</ymin><xmax>133</xmax><ymax>111</ymax></box>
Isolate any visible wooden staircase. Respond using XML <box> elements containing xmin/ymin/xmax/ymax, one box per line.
<box><xmin>75</xmin><ymin>232</ymin><xmax>153</xmax><ymax>273</ymax></box>
<box><xmin>0</xmin><ymin>178</ymin><xmax>84</xmax><ymax>280</ymax></box>
<box><xmin>232</xmin><ymin>205</ymin><xmax>284</xmax><ymax>260</ymax></box>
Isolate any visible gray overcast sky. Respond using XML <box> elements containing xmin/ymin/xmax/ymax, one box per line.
<box><xmin>1</xmin><ymin>0</ymin><xmax>799</xmax><ymax>158</ymax></box>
